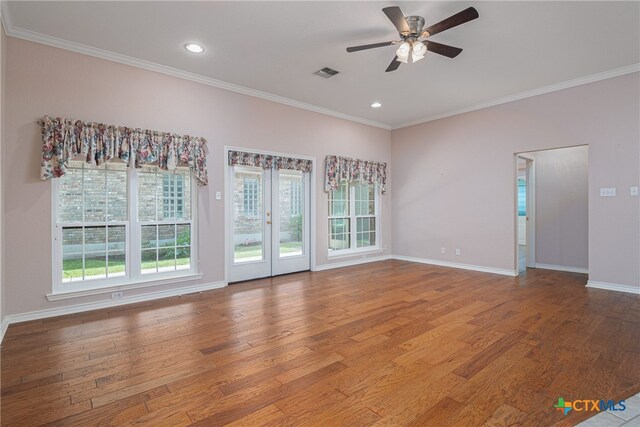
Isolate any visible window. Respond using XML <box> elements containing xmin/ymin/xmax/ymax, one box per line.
<box><xmin>54</xmin><ymin>161</ymin><xmax>196</xmax><ymax>293</ymax></box>
<box><xmin>243</xmin><ymin>177</ymin><xmax>260</xmax><ymax>218</ymax></box>
<box><xmin>328</xmin><ymin>182</ymin><xmax>379</xmax><ymax>254</ymax></box>
<box><xmin>138</xmin><ymin>166</ymin><xmax>192</xmax><ymax>275</ymax></box>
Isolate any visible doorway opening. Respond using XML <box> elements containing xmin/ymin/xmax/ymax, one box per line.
<box><xmin>225</xmin><ymin>148</ymin><xmax>314</xmax><ymax>283</ymax></box>
<box><xmin>516</xmin><ymin>155</ymin><xmax>535</xmax><ymax>272</ymax></box>
<box><xmin>515</xmin><ymin>146</ymin><xmax>589</xmax><ymax>275</ymax></box>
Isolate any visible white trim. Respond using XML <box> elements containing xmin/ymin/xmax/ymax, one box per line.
<box><xmin>1</xmin><ymin>319</ymin><xmax>8</xmax><ymax>344</ymax></box>
<box><xmin>0</xmin><ymin>15</ymin><xmax>389</xmax><ymax>131</ymax></box>
<box><xmin>586</xmin><ymin>280</ymin><xmax>640</xmax><ymax>295</ymax></box>
<box><xmin>313</xmin><ymin>255</ymin><xmax>391</xmax><ymax>272</ymax></box>
<box><xmin>224</xmin><ymin>146</ymin><xmax>316</xmax><ymax>283</ymax></box>
<box><xmin>6</xmin><ymin>281</ymin><xmax>227</xmax><ymax>325</ymax></box>
<box><xmin>535</xmin><ymin>263</ymin><xmax>588</xmax><ymax>274</ymax></box>
<box><xmin>2</xmin><ymin>4</ymin><xmax>636</xmax><ymax>132</ymax></box>
<box><xmin>46</xmin><ymin>273</ymin><xmax>203</xmax><ymax>301</ymax></box>
<box><xmin>328</xmin><ymin>247</ymin><xmax>383</xmax><ymax>260</ymax></box>
<box><xmin>392</xmin><ymin>255</ymin><xmax>518</xmax><ymax>277</ymax></box>
<box><xmin>392</xmin><ymin>64</ymin><xmax>640</xmax><ymax>129</ymax></box>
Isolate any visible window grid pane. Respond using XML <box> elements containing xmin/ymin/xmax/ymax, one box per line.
<box><xmin>139</xmin><ymin>166</ymin><xmax>192</xmax><ymax>275</ymax></box>
<box><xmin>328</xmin><ymin>182</ymin><xmax>378</xmax><ymax>252</ymax></box>
<box><xmin>59</xmin><ymin>161</ymin><xmax>129</xmax><ymax>283</ymax></box>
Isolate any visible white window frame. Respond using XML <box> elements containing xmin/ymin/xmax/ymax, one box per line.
<box><xmin>327</xmin><ymin>182</ymin><xmax>380</xmax><ymax>257</ymax></box>
<box><xmin>51</xmin><ymin>164</ymin><xmax>199</xmax><ymax>297</ymax></box>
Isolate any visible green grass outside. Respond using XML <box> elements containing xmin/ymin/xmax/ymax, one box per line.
<box><xmin>234</xmin><ymin>241</ymin><xmax>302</xmax><ymax>259</ymax></box>
<box><xmin>63</xmin><ymin>257</ymin><xmax>190</xmax><ymax>279</ymax></box>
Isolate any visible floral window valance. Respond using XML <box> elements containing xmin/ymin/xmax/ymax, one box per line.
<box><xmin>39</xmin><ymin>116</ymin><xmax>209</xmax><ymax>185</ymax></box>
<box><xmin>324</xmin><ymin>155</ymin><xmax>387</xmax><ymax>194</ymax></box>
<box><xmin>228</xmin><ymin>150</ymin><xmax>312</xmax><ymax>172</ymax></box>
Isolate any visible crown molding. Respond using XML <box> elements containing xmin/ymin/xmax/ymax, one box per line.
<box><xmin>1</xmin><ymin>3</ymin><xmax>637</xmax><ymax>132</ymax></box>
<box><xmin>0</xmin><ymin>9</ymin><xmax>391</xmax><ymax>131</ymax></box>
<box><xmin>392</xmin><ymin>63</ymin><xmax>640</xmax><ymax>130</ymax></box>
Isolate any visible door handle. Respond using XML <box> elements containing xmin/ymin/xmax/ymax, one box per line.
<box><xmin>266</xmin><ymin>220</ymin><xmax>272</xmax><ymax>225</ymax></box>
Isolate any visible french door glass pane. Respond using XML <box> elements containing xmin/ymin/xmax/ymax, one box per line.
<box><xmin>279</xmin><ymin>172</ymin><xmax>304</xmax><ymax>257</ymax></box>
<box><xmin>234</xmin><ymin>169</ymin><xmax>264</xmax><ymax>263</ymax></box>
<box><xmin>329</xmin><ymin>218</ymin><xmax>350</xmax><ymax>250</ymax></box>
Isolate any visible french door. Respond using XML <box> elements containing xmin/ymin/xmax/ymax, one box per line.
<box><xmin>227</xmin><ymin>165</ymin><xmax>310</xmax><ymax>282</ymax></box>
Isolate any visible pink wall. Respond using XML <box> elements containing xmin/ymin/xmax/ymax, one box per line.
<box><xmin>3</xmin><ymin>37</ymin><xmax>392</xmax><ymax>316</ymax></box>
<box><xmin>534</xmin><ymin>146</ymin><xmax>589</xmax><ymax>270</ymax></box>
<box><xmin>391</xmin><ymin>72</ymin><xmax>640</xmax><ymax>289</ymax></box>
<box><xmin>0</xmin><ymin>24</ymin><xmax>6</xmax><ymax>326</ymax></box>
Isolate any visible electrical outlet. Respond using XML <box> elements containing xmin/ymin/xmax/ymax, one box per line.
<box><xmin>600</xmin><ymin>188</ymin><xmax>616</xmax><ymax>197</ymax></box>
<box><xmin>455</xmin><ymin>249</ymin><xmax>461</xmax><ymax>256</ymax></box>
<box><xmin>111</xmin><ymin>291</ymin><xmax>123</xmax><ymax>300</ymax></box>
<box><xmin>440</xmin><ymin>247</ymin><xmax>446</xmax><ymax>254</ymax></box>
<box><xmin>631</xmin><ymin>187</ymin><xmax>639</xmax><ymax>196</ymax></box>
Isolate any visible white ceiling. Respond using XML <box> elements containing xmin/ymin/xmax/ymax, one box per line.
<box><xmin>3</xmin><ymin>1</ymin><xmax>639</xmax><ymax>128</ymax></box>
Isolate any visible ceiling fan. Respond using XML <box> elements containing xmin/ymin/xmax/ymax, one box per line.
<box><xmin>346</xmin><ymin>6</ymin><xmax>479</xmax><ymax>72</ymax></box>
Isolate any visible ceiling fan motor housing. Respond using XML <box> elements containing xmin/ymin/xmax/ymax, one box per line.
<box><xmin>404</xmin><ymin>16</ymin><xmax>426</xmax><ymax>38</ymax></box>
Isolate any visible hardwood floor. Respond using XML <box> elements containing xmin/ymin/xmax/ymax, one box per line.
<box><xmin>2</xmin><ymin>260</ymin><xmax>639</xmax><ymax>426</ymax></box>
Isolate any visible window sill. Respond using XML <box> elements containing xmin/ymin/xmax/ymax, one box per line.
<box><xmin>327</xmin><ymin>247</ymin><xmax>382</xmax><ymax>260</ymax></box>
<box><xmin>47</xmin><ymin>272</ymin><xmax>203</xmax><ymax>301</ymax></box>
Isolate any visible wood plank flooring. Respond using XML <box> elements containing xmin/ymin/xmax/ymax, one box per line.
<box><xmin>2</xmin><ymin>260</ymin><xmax>640</xmax><ymax>426</ymax></box>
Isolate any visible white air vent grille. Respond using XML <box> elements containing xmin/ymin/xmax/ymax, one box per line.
<box><xmin>314</xmin><ymin>67</ymin><xmax>340</xmax><ymax>79</ymax></box>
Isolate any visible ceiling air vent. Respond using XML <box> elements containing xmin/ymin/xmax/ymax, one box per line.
<box><xmin>314</xmin><ymin>67</ymin><xmax>340</xmax><ymax>79</ymax></box>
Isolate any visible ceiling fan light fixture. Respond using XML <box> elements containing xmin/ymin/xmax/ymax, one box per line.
<box><xmin>412</xmin><ymin>42</ymin><xmax>427</xmax><ymax>62</ymax></box>
<box><xmin>396</xmin><ymin>41</ymin><xmax>411</xmax><ymax>63</ymax></box>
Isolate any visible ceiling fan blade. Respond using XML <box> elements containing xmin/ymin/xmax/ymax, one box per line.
<box><xmin>382</xmin><ymin>6</ymin><xmax>410</xmax><ymax>35</ymax></box>
<box><xmin>385</xmin><ymin>56</ymin><xmax>401</xmax><ymax>72</ymax></box>
<box><xmin>424</xmin><ymin>40</ymin><xmax>463</xmax><ymax>58</ymax></box>
<box><xmin>346</xmin><ymin>41</ymin><xmax>396</xmax><ymax>53</ymax></box>
<box><xmin>422</xmin><ymin>7</ymin><xmax>479</xmax><ymax>37</ymax></box>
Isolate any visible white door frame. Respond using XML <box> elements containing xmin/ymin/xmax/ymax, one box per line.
<box><xmin>515</xmin><ymin>153</ymin><xmax>536</xmax><ymax>271</ymax></box>
<box><xmin>224</xmin><ymin>146</ymin><xmax>316</xmax><ymax>284</ymax></box>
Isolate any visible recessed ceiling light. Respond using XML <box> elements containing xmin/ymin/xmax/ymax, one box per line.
<box><xmin>371</xmin><ymin>102</ymin><xmax>382</xmax><ymax>108</ymax></box>
<box><xmin>185</xmin><ymin>43</ymin><xmax>204</xmax><ymax>54</ymax></box>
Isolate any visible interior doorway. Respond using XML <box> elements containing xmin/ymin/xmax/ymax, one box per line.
<box><xmin>226</xmin><ymin>151</ymin><xmax>312</xmax><ymax>283</ymax></box>
<box><xmin>516</xmin><ymin>155</ymin><xmax>535</xmax><ymax>272</ymax></box>
<box><xmin>515</xmin><ymin>146</ymin><xmax>589</xmax><ymax>275</ymax></box>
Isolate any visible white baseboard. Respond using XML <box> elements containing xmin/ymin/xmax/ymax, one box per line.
<box><xmin>2</xmin><ymin>281</ymin><xmax>227</xmax><ymax>328</ymax></box>
<box><xmin>586</xmin><ymin>280</ymin><xmax>640</xmax><ymax>295</ymax></box>
<box><xmin>535</xmin><ymin>263</ymin><xmax>589</xmax><ymax>274</ymax></box>
<box><xmin>313</xmin><ymin>255</ymin><xmax>392</xmax><ymax>272</ymax></box>
<box><xmin>1</xmin><ymin>318</ymin><xmax>8</xmax><ymax>345</ymax></box>
<box><xmin>392</xmin><ymin>255</ymin><xmax>518</xmax><ymax>277</ymax></box>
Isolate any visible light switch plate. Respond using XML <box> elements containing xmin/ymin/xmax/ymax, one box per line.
<box><xmin>216</xmin><ymin>191</ymin><xmax>222</xmax><ymax>200</ymax></box>
<box><xmin>600</xmin><ymin>188</ymin><xmax>616</xmax><ymax>197</ymax></box>
<box><xmin>631</xmin><ymin>187</ymin><xmax>639</xmax><ymax>196</ymax></box>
